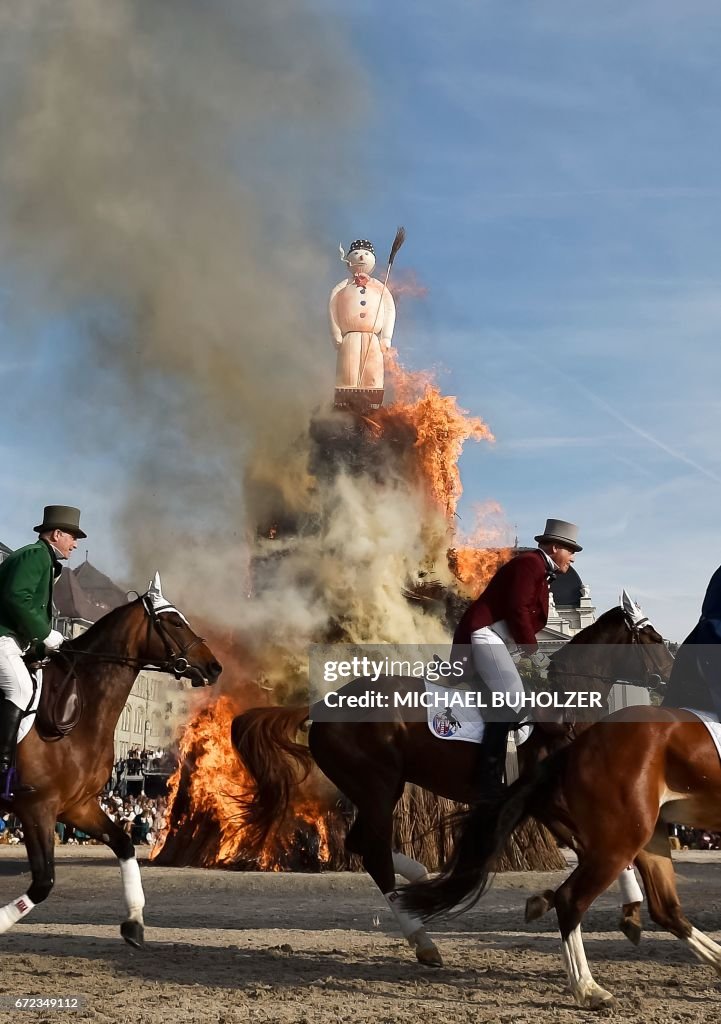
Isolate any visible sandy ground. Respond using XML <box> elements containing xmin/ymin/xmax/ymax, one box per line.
<box><xmin>0</xmin><ymin>846</ymin><xmax>720</xmax><ymax>1023</ymax></box>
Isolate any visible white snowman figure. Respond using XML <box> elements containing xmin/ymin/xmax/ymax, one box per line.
<box><xmin>328</xmin><ymin>239</ymin><xmax>396</xmax><ymax>409</ymax></box>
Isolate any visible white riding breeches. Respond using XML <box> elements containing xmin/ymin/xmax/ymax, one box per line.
<box><xmin>0</xmin><ymin>636</ymin><xmax>35</xmax><ymax>712</ymax></box>
<box><xmin>470</xmin><ymin>623</ymin><xmax>525</xmax><ymax>704</ymax></box>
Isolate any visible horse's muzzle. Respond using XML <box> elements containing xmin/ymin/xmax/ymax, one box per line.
<box><xmin>181</xmin><ymin>660</ymin><xmax>223</xmax><ymax>686</ymax></box>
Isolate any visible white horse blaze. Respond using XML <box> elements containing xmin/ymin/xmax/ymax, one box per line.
<box><xmin>0</xmin><ymin>893</ymin><xmax>35</xmax><ymax>934</ymax></box>
<box><xmin>119</xmin><ymin>858</ymin><xmax>145</xmax><ymax>922</ymax></box>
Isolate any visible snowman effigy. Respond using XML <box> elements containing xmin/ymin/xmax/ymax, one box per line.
<box><xmin>328</xmin><ymin>230</ymin><xmax>404</xmax><ymax>411</ymax></box>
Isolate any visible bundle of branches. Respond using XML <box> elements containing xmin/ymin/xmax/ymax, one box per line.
<box><xmin>391</xmin><ymin>785</ymin><xmax>564</xmax><ymax>873</ymax></box>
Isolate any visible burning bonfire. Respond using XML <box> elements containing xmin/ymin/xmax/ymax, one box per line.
<box><xmin>152</xmin><ymin>357</ymin><xmax>529</xmax><ymax>871</ymax></box>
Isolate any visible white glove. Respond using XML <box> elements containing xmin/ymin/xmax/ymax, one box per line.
<box><xmin>43</xmin><ymin>629</ymin><xmax>65</xmax><ymax>651</ymax></box>
<box><xmin>530</xmin><ymin>651</ymin><xmax>551</xmax><ymax>672</ymax></box>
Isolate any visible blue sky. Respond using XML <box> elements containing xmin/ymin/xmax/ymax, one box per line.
<box><xmin>2</xmin><ymin>1</ymin><xmax>721</xmax><ymax>640</ymax></box>
<box><xmin>318</xmin><ymin>0</ymin><xmax>721</xmax><ymax>639</ymax></box>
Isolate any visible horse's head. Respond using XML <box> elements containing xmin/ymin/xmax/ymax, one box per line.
<box><xmin>617</xmin><ymin>589</ymin><xmax>674</xmax><ymax>686</ymax></box>
<box><xmin>549</xmin><ymin>594</ymin><xmax>673</xmax><ymax>693</ymax></box>
<box><xmin>139</xmin><ymin>572</ymin><xmax>222</xmax><ymax>687</ymax></box>
<box><xmin>541</xmin><ymin>593</ymin><xmax>673</xmax><ymax>739</ymax></box>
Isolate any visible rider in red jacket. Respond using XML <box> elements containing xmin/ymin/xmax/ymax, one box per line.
<box><xmin>451</xmin><ymin>518</ymin><xmax>582</xmax><ymax>792</ymax></box>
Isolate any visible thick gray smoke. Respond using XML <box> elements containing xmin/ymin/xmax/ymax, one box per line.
<box><xmin>0</xmin><ymin>4</ymin><xmax>363</xmax><ymax>569</ymax></box>
<box><xmin>0</xmin><ymin>2</ymin><xmax>467</xmax><ymax>670</ymax></box>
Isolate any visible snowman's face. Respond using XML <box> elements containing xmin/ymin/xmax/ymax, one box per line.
<box><xmin>348</xmin><ymin>248</ymin><xmax>376</xmax><ymax>275</ymax></box>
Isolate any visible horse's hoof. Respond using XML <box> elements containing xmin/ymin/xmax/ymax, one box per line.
<box><xmin>408</xmin><ymin>927</ymin><xmax>443</xmax><ymax>968</ymax></box>
<box><xmin>121</xmin><ymin>920</ymin><xmax>145</xmax><ymax>949</ymax></box>
<box><xmin>589</xmin><ymin>991</ymin><xmax>617</xmax><ymax>1010</ymax></box>
<box><xmin>619</xmin><ymin>914</ymin><xmax>642</xmax><ymax>946</ymax></box>
<box><xmin>525</xmin><ymin>891</ymin><xmax>554</xmax><ymax>923</ymax></box>
<box><xmin>575</xmin><ymin>984</ymin><xmax>617</xmax><ymax>1010</ymax></box>
<box><xmin>415</xmin><ymin>944</ymin><xmax>443</xmax><ymax>968</ymax></box>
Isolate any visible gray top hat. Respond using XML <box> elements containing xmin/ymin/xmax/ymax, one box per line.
<box><xmin>534</xmin><ymin>518</ymin><xmax>582</xmax><ymax>552</ymax></box>
<box><xmin>34</xmin><ymin>505</ymin><xmax>87</xmax><ymax>539</ymax></box>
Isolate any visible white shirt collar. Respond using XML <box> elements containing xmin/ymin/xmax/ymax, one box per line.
<box><xmin>538</xmin><ymin>547</ymin><xmax>559</xmax><ymax>573</ymax></box>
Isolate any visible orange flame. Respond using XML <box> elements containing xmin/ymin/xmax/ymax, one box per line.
<box><xmin>152</xmin><ymin>692</ymin><xmax>334</xmax><ymax>869</ymax></box>
<box><xmin>155</xmin><ymin>356</ymin><xmax>508</xmax><ymax>869</ymax></box>
<box><xmin>450</xmin><ymin>500</ymin><xmax>514</xmax><ymax>594</ymax></box>
<box><xmin>372</xmin><ymin>352</ymin><xmax>494</xmax><ymax>520</ymax></box>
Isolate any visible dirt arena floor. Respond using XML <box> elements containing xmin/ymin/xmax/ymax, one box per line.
<box><xmin>1</xmin><ymin>846</ymin><xmax>720</xmax><ymax>1023</ymax></box>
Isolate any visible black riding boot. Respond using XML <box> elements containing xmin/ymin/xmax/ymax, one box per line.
<box><xmin>475</xmin><ymin>719</ymin><xmax>515</xmax><ymax>800</ymax></box>
<box><xmin>0</xmin><ymin>698</ymin><xmax>35</xmax><ymax>799</ymax></box>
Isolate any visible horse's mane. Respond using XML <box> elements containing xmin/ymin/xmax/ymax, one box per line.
<box><xmin>61</xmin><ymin>595</ymin><xmax>142</xmax><ymax>651</ymax></box>
<box><xmin>562</xmin><ymin>605</ymin><xmax>625</xmax><ymax>647</ymax></box>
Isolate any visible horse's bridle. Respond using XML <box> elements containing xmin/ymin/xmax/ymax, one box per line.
<box><xmin>140</xmin><ymin>595</ymin><xmax>207</xmax><ymax>680</ymax></box>
<box><xmin>50</xmin><ymin>594</ymin><xmax>207</xmax><ymax>682</ymax></box>
<box><xmin>619</xmin><ymin>610</ymin><xmax>667</xmax><ymax>688</ymax></box>
<box><xmin>547</xmin><ymin>613</ymin><xmax>668</xmax><ymax>690</ymax></box>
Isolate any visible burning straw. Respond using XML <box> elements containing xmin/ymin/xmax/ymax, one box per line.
<box><xmin>152</xmin><ymin>358</ymin><xmax>562</xmax><ymax>872</ymax></box>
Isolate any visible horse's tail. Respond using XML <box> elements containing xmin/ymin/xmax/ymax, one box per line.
<box><xmin>230</xmin><ymin>705</ymin><xmax>314</xmax><ymax>854</ymax></box>
<box><xmin>400</xmin><ymin>747</ymin><xmax>570</xmax><ymax>921</ymax></box>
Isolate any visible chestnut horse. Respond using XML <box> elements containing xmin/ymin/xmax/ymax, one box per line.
<box><xmin>400</xmin><ymin>704</ymin><xmax>721</xmax><ymax>1008</ymax></box>
<box><xmin>0</xmin><ymin>574</ymin><xmax>221</xmax><ymax>946</ymax></box>
<box><xmin>232</xmin><ymin>602</ymin><xmax>672</xmax><ymax>966</ymax></box>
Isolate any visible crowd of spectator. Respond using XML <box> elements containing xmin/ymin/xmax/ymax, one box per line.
<box><xmin>112</xmin><ymin>747</ymin><xmax>178</xmax><ymax>795</ymax></box>
<box><xmin>100</xmin><ymin>793</ymin><xmax>168</xmax><ymax>845</ymax></box>
<box><xmin>669</xmin><ymin>825</ymin><xmax>721</xmax><ymax>850</ymax></box>
<box><xmin>0</xmin><ymin>746</ymin><xmax>177</xmax><ymax>847</ymax></box>
<box><xmin>0</xmin><ymin>794</ymin><xmax>168</xmax><ymax>847</ymax></box>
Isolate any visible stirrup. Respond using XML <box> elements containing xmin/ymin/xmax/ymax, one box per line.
<box><xmin>0</xmin><ymin>766</ymin><xmax>35</xmax><ymax>801</ymax></box>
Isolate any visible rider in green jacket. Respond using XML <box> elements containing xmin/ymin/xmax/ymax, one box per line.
<box><xmin>0</xmin><ymin>505</ymin><xmax>86</xmax><ymax>799</ymax></box>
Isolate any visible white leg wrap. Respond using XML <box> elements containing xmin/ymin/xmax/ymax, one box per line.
<box><xmin>562</xmin><ymin>925</ymin><xmax>615</xmax><ymax>1007</ymax></box>
<box><xmin>392</xmin><ymin>852</ymin><xmax>430</xmax><ymax>883</ymax></box>
<box><xmin>119</xmin><ymin>858</ymin><xmax>145</xmax><ymax>922</ymax></box>
<box><xmin>0</xmin><ymin>894</ymin><xmax>35</xmax><ymax>935</ymax></box>
<box><xmin>617</xmin><ymin>865</ymin><xmax>643</xmax><ymax>904</ymax></box>
<box><xmin>384</xmin><ymin>890</ymin><xmax>425</xmax><ymax>939</ymax></box>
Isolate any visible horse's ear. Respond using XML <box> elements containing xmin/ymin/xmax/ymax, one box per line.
<box><xmin>148</xmin><ymin>571</ymin><xmax>163</xmax><ymax>597</ymax></box>
<box><xmin>620</xmin><ymin>589</ymin><xmax>645</xmax><ymax>624</ymax></box>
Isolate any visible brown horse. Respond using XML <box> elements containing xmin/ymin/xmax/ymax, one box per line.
<box><xmin>232</xmin><ymin>603</ymin><xmax>673</xmax><ymax>966</ymax></box>
<box><xmin>0</xmin><ymin>574</ymin><xmax>221</xmax><ymax>945</ymax></box>
<box><xmin>400</xmin><ymin>704</ymin><xmax>721</xmax><ymax>1008</ymax></box>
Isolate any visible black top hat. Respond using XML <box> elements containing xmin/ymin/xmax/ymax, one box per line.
<box><xmin>348</xmin><ymin>239</ymin><xmax>375</xmax><ymax>256</ymax></box>
<box><xmin>34</xmin><ymin>505</ymin><xmax>87</xmax><ymax>539</ymax></box>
